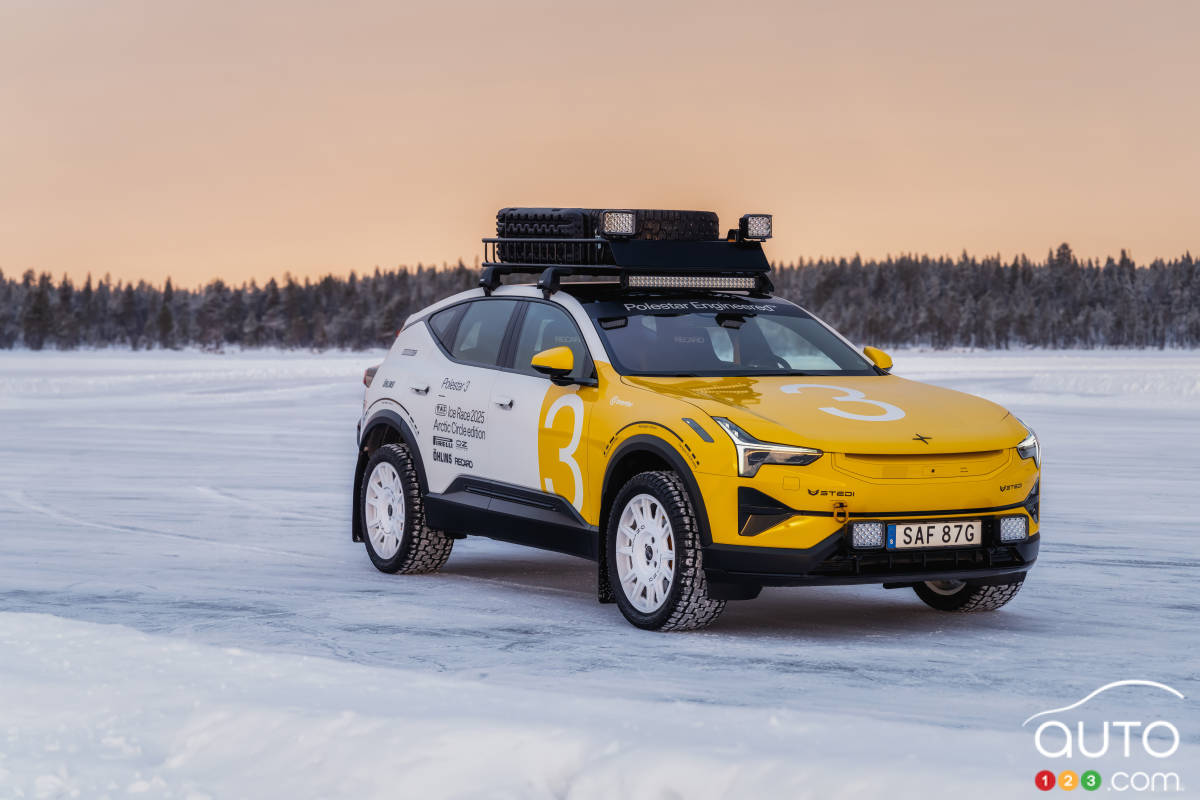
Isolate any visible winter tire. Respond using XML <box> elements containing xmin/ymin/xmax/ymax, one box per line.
<box><xmin>913</xmin><ymin>576</ymin><xmax>1024</xmax><ymax>612</ymax></box>
<box><xmin>606</xmin><ymin>471</ymin><xmax>725</xmax><ymax>631</ymax></box>
<box><xmin>360</xmin><ymin>443</ymin><xmax>453</xmax><ymax>574</ymax></box>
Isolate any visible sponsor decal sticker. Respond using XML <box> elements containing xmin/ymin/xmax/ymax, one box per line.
<box><xmin>618</xmin><ymin>300</ymin><xmax>780</xmax><ymax>314</ymax></box>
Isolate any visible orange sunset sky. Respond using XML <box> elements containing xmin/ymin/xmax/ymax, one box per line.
<box><xmin>2</xmin><ymin>0</ymin><xmax>1198</xmax><ymax>288</ymax></box>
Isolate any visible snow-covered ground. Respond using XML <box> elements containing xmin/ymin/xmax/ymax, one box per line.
<box><xmin>1</xmin><ymin>349</ymin><xmax>1197</xmax><ymax>799</ymax></box>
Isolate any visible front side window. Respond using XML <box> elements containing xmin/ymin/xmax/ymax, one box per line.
<box><xmin>584</xmin><ymin>295</ymin><xmax>874</xmax><ymax>377</ymax></box>
<box><xmin>445</xmin><ymin>299</ymin><xmax>518</xmax><ymax>367</ymax></box>
<box><xmin>511</xmin><ymin>301</ymin><xmax>591</xmax><ymax>380</ymax></box>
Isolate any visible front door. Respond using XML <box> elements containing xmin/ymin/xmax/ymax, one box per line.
<box><xmin>489</xmin><ymin>300</ymin><xmax>599</xmax><ymax>524</ymax></box>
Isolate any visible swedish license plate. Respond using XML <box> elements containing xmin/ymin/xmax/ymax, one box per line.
<box><xmin>887</xmin><ymin>519</ymin><xmax>982</xmax><ymax>550</ymax></box>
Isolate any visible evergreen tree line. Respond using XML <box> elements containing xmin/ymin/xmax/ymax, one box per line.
<box><xmin>1</xmin><ymin>244</ymin><xmax>1196</xmax><ymax>351</ymax></box>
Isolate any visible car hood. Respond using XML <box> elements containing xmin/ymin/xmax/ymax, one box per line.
<box><xmin>622</xmin><ymin>374</ymin><xmax>1027</xmax><ymax>454</ymax></box>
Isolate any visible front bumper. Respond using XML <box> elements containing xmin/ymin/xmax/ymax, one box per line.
<box><xmin>704</xmin><ymin>532</ymin><xmax>1039</xmax><ymax>587</ymax></box>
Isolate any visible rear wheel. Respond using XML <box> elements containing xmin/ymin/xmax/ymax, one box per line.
<box><xmin>360</xmin><ymin>444</ymin><xmax>453</xmax><ymax>574</ymax></box>
<box><xmin>913</xmin><ymin>577</ymin><xmax>1024</xmax><ymax>611</ymax></box>
<box><xmin>607</xmin><ymin>471</ymin><xmax>725</xmax><ymax>631</ymax></box>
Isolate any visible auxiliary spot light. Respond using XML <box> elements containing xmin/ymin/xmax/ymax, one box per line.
<box><xmin>998</xmin><ymin>515</ymin><xmax>1029</xmax><ymax>543</ymax></box>
<box><xmin>600</xmin><ymin>210</ymin><xmax>637</xmax><ymax>237</ymax></box>
<box><xmin>739</xmin><ymin>214</ymin><xmax>773</xmax><ymax>241</ymax></box>
<box><xmin>851</xmin><ymin>521</ymin><xmax>885</xmax><ymax>549</ymax></box>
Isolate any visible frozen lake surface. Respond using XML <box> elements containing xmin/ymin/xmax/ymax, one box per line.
<box><xmin>1</xmin><ymin>349</ymin><xmax>1197</xmax><ymax>798</ymax></box>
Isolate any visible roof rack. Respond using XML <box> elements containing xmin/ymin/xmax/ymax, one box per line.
<box><xmin>480</xmin><ymin>236</ymin><xmax>775</xmax><ymax>299</ymax></box>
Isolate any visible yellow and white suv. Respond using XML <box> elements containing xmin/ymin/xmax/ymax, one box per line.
<box><xmin>352</xmin><ymin>208</ymin><xmax>1040</xmax><ymax>630</ymax></box>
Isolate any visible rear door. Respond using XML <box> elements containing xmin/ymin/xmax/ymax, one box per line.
<box><xmin>421</xmin><ymin>298</ymin><xmax>520</xmax><ymax>493</ymax></box>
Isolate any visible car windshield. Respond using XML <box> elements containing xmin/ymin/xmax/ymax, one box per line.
<box><xmin>584</xmin><ymin>295</ymin><xmax>876</xmax><ymax>377</ymax></box>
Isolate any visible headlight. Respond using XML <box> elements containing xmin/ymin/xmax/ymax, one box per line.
<box><xmin>1017</xmin><ymin>429</ymin><xmax>1040</xmax><ymax>467</ymax></box>
<box><xmin>712</xmin><ymin>417</ymin><xmax>822</xmax><ymax>478</ymax></box>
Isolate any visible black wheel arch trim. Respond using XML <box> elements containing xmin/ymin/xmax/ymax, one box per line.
<box><xmin>353</xmin><ymin>408</ymin><xmax>428</xmax><ymax>542</ymax></box>
<box><xmin>601</xmin><ymin>431</ymin><xmax>712</xmax><ymax>547</ymax></box>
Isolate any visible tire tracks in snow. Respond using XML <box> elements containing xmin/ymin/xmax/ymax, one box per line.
<box><xmin>194</xmin><ymin>485</ymin><xmax>339</xmax><ymax>525</ymax></box>
<box><xmin>4</xmin><ymin>489</ymin><xmax>326</xmax><ymax>565</ymax></box>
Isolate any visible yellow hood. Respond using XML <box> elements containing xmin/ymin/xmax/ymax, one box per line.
<box><xmin>623</xmin><ymin>374</ymin><xmax>1027</xmax><ymax>455</ymax></box>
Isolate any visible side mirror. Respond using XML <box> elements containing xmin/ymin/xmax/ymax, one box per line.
<box><xmin>863</xmin><ymin>346</ymin><xmax>893</xmax><ymax>373</ymax></box>
<box><xmin>531</xmin><ymin>346</ymin><xmax>575</xmax><ymax>384</ymax></box>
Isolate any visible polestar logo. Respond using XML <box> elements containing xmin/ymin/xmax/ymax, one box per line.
<box><xmin>912</xmin><ymin>433</ymin><xmax>932</xmax><ymax>444</ymax></box>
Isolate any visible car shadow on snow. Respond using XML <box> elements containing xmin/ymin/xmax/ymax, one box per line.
<box><xmin>712</xmin><ymin>586</ymin><xmax>1049</xmax><ymax>638</ymax></box>
<box><xmin>438</xmin><ymin>547</ymin><xmax>1051</xmax><ymax>638</ymax></box>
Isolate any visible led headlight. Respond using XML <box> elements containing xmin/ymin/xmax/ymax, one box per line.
<box><xmin>713</xmin><ymin>417</ymin><xmax>822</xmax><ymax>478</ymax></box>
<box><xmin>600</xmin><ymin>210</ymin><xmax>636</xmax><ymax>237</ymax></box>
<box><xmin>998</xmin><ymin>515</ymin><xmax>1029</xmax><ymax>542</ymax></box>
<box><xmin>851</xmin><ymin>521</ymin><xmax>885</xmax><ymax>549</ymax></box>
<box><xmin>739</xmin><ymin>213</ymin><xmax>773</xmax><ymax>241</ymax></box>
<box><xmin>1016</xmin><ymin>429</ymin><xmax>1040</xmax><ymax>467</ymax></box>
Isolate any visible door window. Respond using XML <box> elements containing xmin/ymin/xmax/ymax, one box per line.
<box><xmin>511</xmin><ymin>302</ymin><xmax>591</xmax><ymax>380</ymax></box>
<box><xmin>446</xmin><ymin>300</ymin><xmax>518</xmax><ymax>367</ymax></box>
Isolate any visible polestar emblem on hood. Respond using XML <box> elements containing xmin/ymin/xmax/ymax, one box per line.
<box><xmin>912</xmin><ymin>433</ymin><xmax>932</xmax><ymax>444</ymax></box>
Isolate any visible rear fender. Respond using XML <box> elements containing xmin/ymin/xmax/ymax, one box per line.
<box><xmin>352</xmin><ymin>409</ymin><xmax>426</xmax><ymax>542</ymax></box>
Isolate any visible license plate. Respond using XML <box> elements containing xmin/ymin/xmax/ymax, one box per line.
<box><xmin>887</xmin><ymin>519</ymin><xmax>982</xmax><ymax>550</ymax></box>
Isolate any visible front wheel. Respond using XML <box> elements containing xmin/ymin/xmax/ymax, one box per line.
<box><xmin>360</xmin><ymin>444</ymin><xmax>453</xmax><ymax>574</ymax></box>
<box><xmin>913</xmin><ymin>576</ymin><xmax>1024</xmax><ymax>611</ymax></box>
<box><xmin>607</xmin><ymin>471</ymin><xmax>725</xmax><ymax>631</ymax></box>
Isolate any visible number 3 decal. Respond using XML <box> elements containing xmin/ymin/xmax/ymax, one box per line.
<box><xmin>781</xmin><ymin>383</ymin><xmax>906</xmax><ymax>422</ymax></box>
<box><xmin>543</xmin><ymin>393</ymin><xmax>584</xmax><ymax>510</ymax></box>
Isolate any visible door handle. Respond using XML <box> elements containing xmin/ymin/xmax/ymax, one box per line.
<box><xmin>410</xmin><ymin>383</ymin><xmax>429</xmax><ymax>395</ymax></box>
<box><xmin>494</xmin><ymin>396</ymin><xmax>514</xmax><ymax>410</ymax></box>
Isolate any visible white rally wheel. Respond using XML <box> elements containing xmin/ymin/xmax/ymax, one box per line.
<box><xmin>614</xmin><ymin>493</ymin><xmax>677</xmax><ymax>613</ymax></box>
<box><xmin>363</xmin><ymin>460</ymin><xmax>406</xmax><ymax>560</ymax></box>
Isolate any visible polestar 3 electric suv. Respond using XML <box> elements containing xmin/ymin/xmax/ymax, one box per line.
<box><xmin>351</xmin><ymin>208</ymin><xmax>1040</xmax><ymax>630</ymax></box>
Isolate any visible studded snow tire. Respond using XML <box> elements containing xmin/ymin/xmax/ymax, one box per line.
<box><xmin>606</xmin><ymin>470</ymin><xmax>725</xmax><ymax>631</ymax></box>
<box><xmin>360</xmin><ymin>444</ymin><xmax>453</xmax><ymax>574</ymax></box>
<box><xmin>913</xmin><ymin>576</ymin><xmax>1024</xmax><ymax>612</ymax></box>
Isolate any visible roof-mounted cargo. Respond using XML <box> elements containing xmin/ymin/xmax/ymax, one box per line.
<box><xmin>481</xmin><ymin>207</ymin><xmax>775</xmax><ymax>297</ymax></box>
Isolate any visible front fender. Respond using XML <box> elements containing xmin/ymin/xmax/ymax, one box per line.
<box><xmin>600</xmin><ymin>431</ymin><xmax>713</xmax><ymax>547</ymax></box>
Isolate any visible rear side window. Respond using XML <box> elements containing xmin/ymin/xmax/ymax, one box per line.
<box><xmin>427</xmin><ymin>305</ymin><xmax>463</xmax><ymax>347</ymax></box>
<box><xmin>447</xmin><ymin>299</ymin><xmax>518</xmax><ymax>367</ymax></box>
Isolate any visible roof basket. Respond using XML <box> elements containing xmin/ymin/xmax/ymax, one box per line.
<box><xmin>482</xmin><ymin>207</ymin><xmax>774</xmax><ymax>298</ymax></box>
